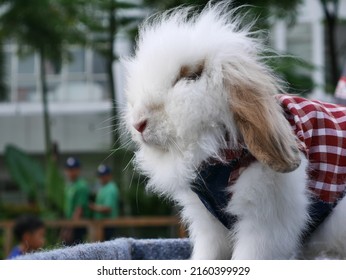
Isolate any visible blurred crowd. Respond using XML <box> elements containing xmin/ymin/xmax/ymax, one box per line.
<box><xmin>7</xmin><ymin>157</ymin><xmax>120</xmax><ymax>259</ymax></box>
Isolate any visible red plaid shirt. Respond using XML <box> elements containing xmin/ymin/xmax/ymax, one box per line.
<box><xmin>277</xmin><ymin>94</ymin><xmax>346</xmax><ymax>204</ymax></box>
<box><xmin>194</xmin><ymin>95</ymin><xmax>346</xmax><ymax>230</ymax></box>
<box><xmin>193</xmin><ymin>95</ymin><xmax>346</xmax><ymax>230</ymax></box>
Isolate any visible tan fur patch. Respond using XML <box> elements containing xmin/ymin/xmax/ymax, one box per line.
<box><xmin>148</xmin><ymin>103</ymin><xmax>164</xmax><ymax>112</ymax></box>
<box><xmin>230</xmin><ymin>84</ymin><xmax>300</xmax><ymax>173</ymax></box>
<box><xmin>174</xmin><ymin>61</ymin><xmax>205</xmax><ymax>85</ymax></box>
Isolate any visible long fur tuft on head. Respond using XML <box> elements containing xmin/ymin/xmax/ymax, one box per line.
<box><xmin>124</xmin><ymin>1</ymin><xmax>301</xmax><ymax>198</ymax></box>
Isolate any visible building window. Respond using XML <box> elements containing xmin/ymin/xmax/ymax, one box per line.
<box><xmin>68</xmin><ymin>48</ymin><xmax>86</xmax><ymax>73</ymax></box>
<box><xmin>2</xmin><ymin>45</ymin><xmax>109</xmax><ymax>103</ymax></box>
<box><xmin>18</xmin><ymin>53</ymin><xmax>36</xmax><ymax>74</ymax></box>
<box><xmin>92</xmin><ymin>50</ymin><xmax>107</xmax><ymax>74</ymax></box>
<box><xmin>285</xmin><ymin>22</ymin><xmax>314</xmax><ymax>90</ymax></box>
<box><xmin>287</xmin><ymin>23</ymin><xmax>313</xmax><ymax>64</ymax></box>
<box><xmin>17</xmin><ymin>79</ymin><xmax>37</xmax><ymax>102</ymax></box>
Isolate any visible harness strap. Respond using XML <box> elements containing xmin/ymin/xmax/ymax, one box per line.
<box><xmin>191</xmin><ymin>150</ymin><xmax>343</xmax><ymax>241</ymax></box>
<box><xmin>191</xmin><ymin>148</ymin><xmax>253</xmax><ymax>229</ymax></box>
<box><xmin>191</xmin><ymin>159</ymin><xmax>237</xmax><ymax>229</ymax></box>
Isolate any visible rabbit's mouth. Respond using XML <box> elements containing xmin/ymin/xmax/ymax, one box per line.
<box><xmin>131</xmin><ymin>111</ymin><xmax>178</xmax><ymax>152</ymax></box>
<box><xmin>141</xmin><ymin>133</ymin><xmax>167</xmax><ymax>150</ymax></box>
<box><xmin>137</xmin><ymin>126</ymin><xmax>174</xmax><ymax>152</ymax></box>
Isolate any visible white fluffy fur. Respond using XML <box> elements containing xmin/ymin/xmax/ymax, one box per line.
<box><xmin>123</xmin><ymin>3</ymin><xmax>346</xmax><ymax>259</ymax></box>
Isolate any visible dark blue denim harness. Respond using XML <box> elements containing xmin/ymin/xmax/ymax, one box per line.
<box><xmin>191</xmin><ymin>150</ymin><xmax>338</xmax><ymax>242</ymax></box>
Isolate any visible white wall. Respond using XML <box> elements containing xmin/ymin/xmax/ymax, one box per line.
<box><xmin>0</xmin><ymin>102</ymin><xmax>112</xmax><ymax>153</ymax></box>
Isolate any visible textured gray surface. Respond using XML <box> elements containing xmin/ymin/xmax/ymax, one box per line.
<box><xmin>15</xmin><ymin>238</ymin><xmax>192</xmax><ymax>260</ymax></box>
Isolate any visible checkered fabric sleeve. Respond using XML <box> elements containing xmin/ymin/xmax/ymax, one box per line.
<box><xmin>277</xmin><ymin>94</ymin><xmax>346</xmax><ymax>204</ymax></box>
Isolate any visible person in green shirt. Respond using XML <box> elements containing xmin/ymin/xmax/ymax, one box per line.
<box><xmin>89</xmin><ymin>164</ymin><xmax>120</xmax><ymax>240</ymax></box>
<box><xmin>61</xmin><ymin>157</ymin><xmax>90</xmax><ymax>245</ymax></box>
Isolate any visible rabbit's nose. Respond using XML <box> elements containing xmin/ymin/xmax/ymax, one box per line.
<box><xmin>134</xmin><ymin>120</ymin><xmax>148</xmax><ymax>133</ymax></box>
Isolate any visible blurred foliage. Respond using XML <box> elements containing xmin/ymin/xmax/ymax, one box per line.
<box><xmin>4</xmin><ymin>145</ymin><xmax>45</xmax><ymax>206</ymax></box>
<box><xmin>126</xmin><ymin>175</ymin><xmax>175</xmax><ymax>216</ymax></box>
<box><xmin>0</xmin><ymin>203</ymin><xmax>41</xmax><ymax>220</ymax></box>
<box><xmin>1</xmin><ymin>144</ymin><xmax>173</xmax><ymax>219</ymax></box>
<box><xmin>143</xmin><ymin>0</ymin><xmax>303</xmax><ymax>26</ymax></box>
<box><xmin>267</xmin><ymin>55</ymin><xmax>315</xmax><ymax>96</ymax></box>
<box><xmin>110</xmin><ymin>148</ymin><xmax>174</xmax><ymax>216</ymax></box>
<box><xmin>2</xmin><ymin>145</ymin><xmax>63</xmax><ymax>219</ymax></box>
<box><xmin>46</xmin><ymin>157</ymin><xmax>65</xmax><ymax>216</ymax></box>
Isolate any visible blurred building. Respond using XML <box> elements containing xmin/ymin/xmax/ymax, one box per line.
<box><xmin>271</xmin><ymin>0</ymin><xmax>346</xmax><ymax>100</ymax></box>
<box><xmin>0</xmin><ymin>38</ymin><xmax>130</xmax><ymax>154</ymax></box>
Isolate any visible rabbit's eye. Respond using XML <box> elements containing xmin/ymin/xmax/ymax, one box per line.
<box><xmin>174</xmin><ymin>61</ymin><xmax>205</xmax><ymax>85</ymax></box>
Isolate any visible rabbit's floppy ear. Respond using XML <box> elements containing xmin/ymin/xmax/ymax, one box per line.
<box><xmin>227</xmin><ymin>65</ymin><xmax>301</xmax><ymax>173</ymax></box>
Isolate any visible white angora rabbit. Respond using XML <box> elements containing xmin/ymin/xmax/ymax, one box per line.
<box><xmin>123</xmin><ymin>3</ymin><xmax>346</xmax><ymax>259</ymax></box>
